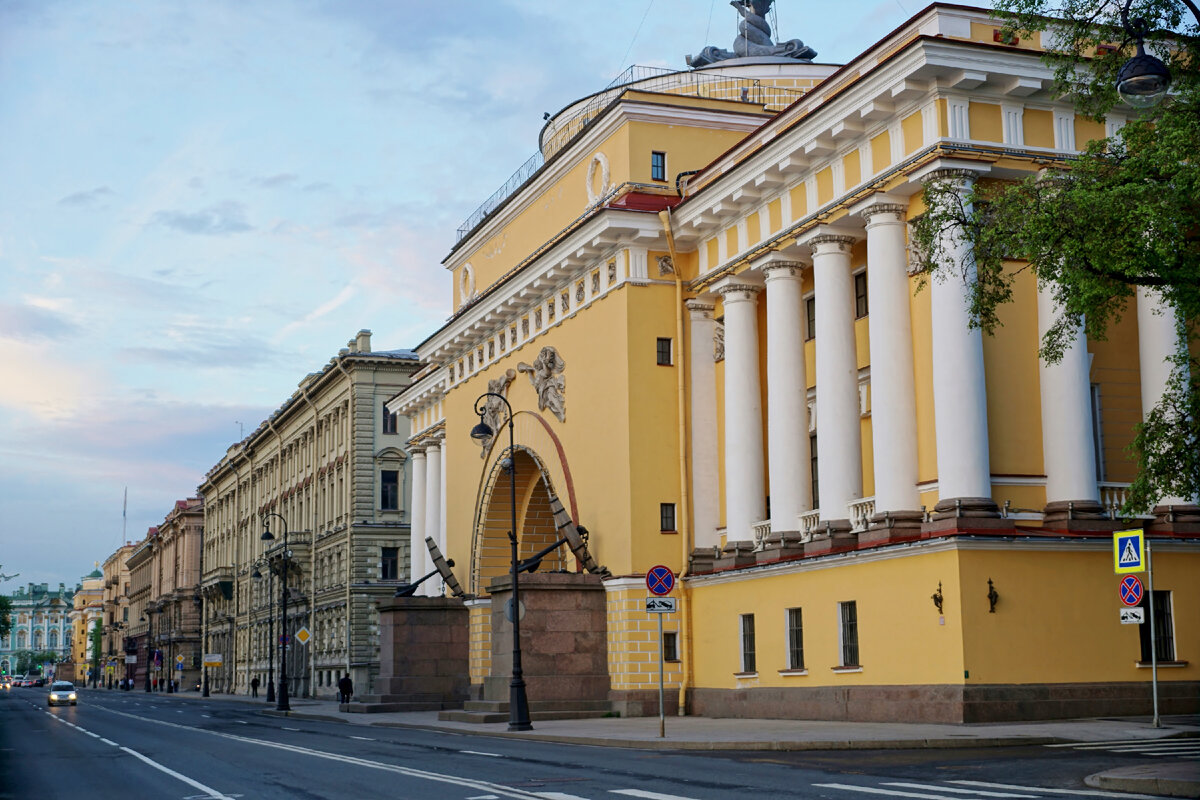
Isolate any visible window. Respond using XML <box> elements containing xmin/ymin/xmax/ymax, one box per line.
<box><xmin>663</xmin><ymin>631</ymin><xmax>679</xmax><ymax>662</ymax></box>
<box><xmin>122</xmin><ymin>609</ymin><xmax>128</xmax><ymax>622</ymax></box>
<box><xmin>838</xmin><ymin>601</ymin><xmax>860</xmax><ymax>667</ymax></box>
<box><xmin>854</xmin><ymin>271</ymin><xmax>868</xmax><ymax>318</ymax></box>
<box><xmin>809</xmin><ymin>433</ymin><xmax>819</xmax><ymax>508</ymax></box>
<box><xmin>380</xmin><ymin>547</ymin><xmax>399</xmax><ymax>581</ymax></box>
<box><xmin>656</xmin><ymin>337</ymin><xmax>673</xmax><ymax>366</ymax></box>
<box><xmin>380</xmin><ymin>470</ymin><xmax>399</xmax><ymax>511</ymax></box>
<box><xmin>651</xmin><ymin>151</ymin><xmax>667</xmax><ymax>182</ymax></box>
<box><xmin>740</xmin><ymin>613</ymin><xmax>756</xmax><ymax>672</ymax></box>
<box><xmin>382</xmin><ymin>403</ymin><xmax>398</xmax><ymax>435</ymax></box>
<box><xmin>1139</xmin><ymin>591</ymin><xmax>1176</xmax><ymax>662</ymax></box>
<box><xmin>1090</xmin><ymin>384</ymin><xmax>1106</xmax><ymax>481</ymax></box>
<box><xmin>786</xmin><ymin>607</ymin><xmax>805</xmax><ymax>670</ymax></box>
<box><xmin>804</xmin><ymin>295</ymin><xmax>816</xmax><ymax>340</ymax></box>
<box><xmin>660</xmin><ymin>503</ymin><xmax>676</xmax><ymax>532</ymax></box>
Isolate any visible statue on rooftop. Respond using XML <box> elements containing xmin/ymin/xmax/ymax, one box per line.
<box><xmin>687</xmin><ymin>0</ymin><xmax>816</xmax><ymax>68</ymax></box>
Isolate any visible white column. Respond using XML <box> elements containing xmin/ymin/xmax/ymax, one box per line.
<box><xmin>1037</xmin><ymin>282</ymin><xmax>1100</xmax><ymax>504</ymax></box>
<box><xmin>860</xmin><ymin>201</ymin><xmax>919</xmax><ymax>513</ymax></box>
<box><xmin>439</xmin><ymin>436</ymin><xmax>448</xmax><ymax>553</ymax></box>
<box><xmin>423</xmin><ymin>442</ymin><xmax>442</xmax><ymax>595</ymax></box>
<box><xmin>1137</xmin><ymin>287</ymin><xmax>1194</xmax><ymax>506</ymax></box>
<box><xmin>763</xmin><ymin>261</ymin><xmax>811</xmax><ymax>530</ymax></box>
<box><xmin>718</xmin><ymin>282</ymin><xmax>766</xmax><ymax>542</ymax></box>
<box><xmin>928</xmin><ymin>170</ymin><xmax>993</xmax><ymax>505</ymax></box>
<box><xmin>687</xmin><ymin>300</ymin><xmax>721</xmax><ymax>550</ymax></box>
<box><xmin>808</xmin><ymin>231</ymin><xmax>863</xmax><ymax>522</ymax></box>
<box><xmin>408</xmin><ymin>447</ymin><xmax>427</xmax><ymax>583</ymax></box>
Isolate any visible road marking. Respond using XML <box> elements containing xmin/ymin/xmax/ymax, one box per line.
<box><xmin>883</xmin><ymin>783</ymin><xmax>1038</xmax><ymax>798</ymax></box>
<box><xmin>460</xmin><ymin>750</ymin><xmax>502</xmax><ymax>757</ymax></box>
<box><xmin>815</xmin><ymin>784</ymin><xmax>973</xmax><ymax>800</ymax></box>
<box><xmin>236</xmin><ymin>720</ymin><xmax>247</xmax><ymax>724</ymax></box>
<box><xmin>1048</xmin><ymin>739</ymin><xmax>1197</xmax><ymax>750</ymax></box>
<box><xmin>282</xmin><ymin>727</ymin><xmax>301</xmax><ymax>731</ymax></box>
<box><xmin>349</xmin><ymin>736</ymin><xmax>374</xmax><ymax>741</ymax></box>
<box><xmin>949</xmin><ymin>781</ymin><xmax>1166</xmax><ymax>799</ymax></box>
<box><xmin>100</xmin><ymin>738</ymin><xmax>119</xmax><ymax>746</ymax></box>
<box><xmin>120</xmin><ymin>746</ymin><xmax>236</xmax><ymax>799</ymax></box>
<box><xmin>610</xmin><ymin>791</ymin><xmax>704</xmax><ymax>800</ymax></box>
<box><xmin>202</xmin><ymin>714</ymin><xmax>212</xmax><ymax>718</ymax></box>
<box><xmin>535</xmin><ymin>793</ymin><xmax>592</xmax><ymax>799</ymax></box>
<box><xmin>466</xmin><ymin>796</ymin><xmax>501</xmax><ymax>800</ymax></box>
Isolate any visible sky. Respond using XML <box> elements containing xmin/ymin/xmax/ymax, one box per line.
<box><xmin>0</xmin><ymin>0</ymin><xmax>985</xmax><ymax>591</ymax></box>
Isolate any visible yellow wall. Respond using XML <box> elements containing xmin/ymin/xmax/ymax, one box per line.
<box><xmin>1090</xmin><ymin>304</ymin><xmax>1144</xmax><ymax>483</ymax></box>
<box><xmin>689</xmin><ymin>548</ymin><xmax>966</xmax><ymax>688</ymax></box>
<box><xmin>960</xmin><ymin>545</ymin><xmax>1199</xmax><ymax>684</ymax></box>
<box><xmin>1023</xmin><ymin>108</ymin><xmax>1054</xmax><ymax>149</ymax></box>
<box><xmin>969</xmin><ymin>102</ymin><xmax>1003</xmax><ymax>143</ymax></box>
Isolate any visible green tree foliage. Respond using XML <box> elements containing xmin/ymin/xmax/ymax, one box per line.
<box><xmin>911</xmin><ymin>1</ymin><xmax>1199</xmax><ymax>513</ymax></box>
<box><xmin>89</xmin><ymin>620</ymin><xmax>102</xmax><ymax>666</ymax></box>
<box><xmin>0</xmin><ymin>595</ymin><xmax>11</xmax><ymax>640</ymax></box>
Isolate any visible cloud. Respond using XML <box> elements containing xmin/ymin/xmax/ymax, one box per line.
<box><xmin>119</xmin><ymin>317</ymin><xmax>279</xmax><ymax>368</ymax></box>
<box><xmin>0</xmin><ymin>302</ymin><xmax>81</xmax><ymax>342</ymax></box>
<box><xmin>58</xmin><ymin>186</ymin><xmax>115</xmax><ymax>207</ymax></box>
<box><xmin>255</xmin><ymin>172</ymin><xmax>298</xmax><ymax>188</ymax></box>
<box><xmin>151</xmin><ymin>200</ymin><xmax>253</xmax><ymax>235</ymax></box>
<box><xmin>274</xmin><ymin>283</ymin><xmax>357</xmax><ymax>343</ymax></box>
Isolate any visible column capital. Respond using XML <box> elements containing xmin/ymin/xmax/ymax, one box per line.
<box><xmin>859</xmin><ymin>203</ymin><xmax>908</xmax><ymax>226</ymax></box>
<box><xmin>716</xmin><ymin>282</ymin><xmax>763</xmax><ymax>303</ymax></box>
<box><xmin>761</xmin><ymin>260</ymin><xmax>805</xmax><ymax>281</ymax></box>
<box><xmin>409</xmin><ymin>446</ymin><xmax>427</xmax><ymax>458</ymax></box>
<box><xmin>685</xmin><ymin>299</ymin><xmax>716</xmax><ymax>319</ymax></box>
<box><xmin>806</xmin><ymin>234</ymin><xmax>857</xmax><ymax>257</ymax></box>
<box><xmin>909</xmin><ymin>157</ymin><xmax>990</xmax><ymax>188</ymax></box>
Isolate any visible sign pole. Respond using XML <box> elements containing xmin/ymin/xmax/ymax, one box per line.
<box><xmin>657</xmin><ymin>618</ymin><xmax>667</xmax><ymax>743</ymax></box>
<box><xmin>1147</xmin><ymin>538</ymin><xmax>1160</xmax><ymax>728</ymax></box>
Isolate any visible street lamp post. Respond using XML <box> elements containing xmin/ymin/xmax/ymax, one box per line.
<box><xmin>252</xmin><ymin>557</ymin><xmax>275</xmax><ymax>703</ymax></box>
<box><xmin>141</xmin><ymin>610</ymin><xmax>154</xmax><ymax>693</ymax></box>
<box><xmin>471</xmin><ymin>392</ymin><xmax>533</xmax><ymax>732</ymax></box>
<box><xmin>261</xmin><ymin>513</ymin><xmax>291</xmax><ymax>712</ymax></box>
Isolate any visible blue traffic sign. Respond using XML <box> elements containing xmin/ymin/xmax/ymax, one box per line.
<box><xmin>646</xmin><ymin>565</ymin><xmax>675</xmax><ymax>596</ymax></box>
<box><xmin>1119</xmin><ymin>575</ymin><xmax>1144</xmax><ymax>607</ymax></box>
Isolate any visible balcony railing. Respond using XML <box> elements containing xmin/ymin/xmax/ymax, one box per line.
<box><xmin>848</xmin><ymin>497</ymin><xmax>876</xmax><ymax>533</ymax></box>
<box><xmin>751</xmin><ymin>519</ymin><xmax>772</xmax><ymax>551</ymax></box>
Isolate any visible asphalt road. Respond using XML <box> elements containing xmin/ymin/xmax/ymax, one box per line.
<box><xmin>1</xmin><ymin>687</ymin><xmax>1185</xmax><ymax>800</ymax></box>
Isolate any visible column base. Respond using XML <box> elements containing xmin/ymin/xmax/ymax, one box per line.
<box><xmin>688</xmin><ymin>547</ymin><xmax>720</xmax><ymax>575</ymax></box>
<box><xmin>925</xmin><ymin>497</ymin><xmax>1014</xmax><ymax>533</ymax></box>
<box><xmin>713</xmin><ymin>541</ymin><xmax>758</xmax><ymax>570</ymax></box>
<box><xmin>1148</xmin><ymin>504</ymin><xmax>1200</xmax><ymax>535</ymax></box>
<box><xmin>803</xmin><ymin>520</ymin><xmax>856</xmax><ymax>556</ymax></box>
<box><xmin>859</xmin><ymin>510</ymin><xmax>925</xmax><ymax>546</ymax></box>
<box><xmin>755</xmin><ymin>530</ymin><xmax>807</xmax><ymax>563</ymax></box>
<box><xmin>1041</xmin><ymin>500</ymin><xmax>1118</xmax><ymax>531</ymax></box>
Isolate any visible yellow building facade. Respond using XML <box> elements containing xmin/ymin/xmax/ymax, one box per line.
<box><xmin>392</xmin><ymin>3</ymin><xmax>1198</xmax><ymax>722</ymax></box>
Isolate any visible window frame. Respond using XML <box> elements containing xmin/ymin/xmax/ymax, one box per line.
<box><xmin>853</xmin><ymin>269</ymin><xmax>869</xmax><ymax>318</ymax></box>
<box><xmin>380</xmin><ymin>546</ymin><xmax>399</xmax><ymax>581</ymax></box>
<box><xmin>1139</xmin><ymin>590</ymin><xmax>1176</xmax><ymax>663</ymax></box>
<box><xmin>809</xmin><ymin>432</ymin><xmax>819</xmax><ymax>509</ymax></box>
<box><xmin>380</xmin><ymin>469</ymin><xmax>400</xmax><ymax>511</ymax></box>
<box><xmin>804</xmin><ymin>294</ymin><xmax>816</xmax><ymax>340</ymax></box>
<box><xmin>662</xmin><ymin>631</ymin><xmax>679</xmax><ymax>662</ymax></box>
<box><xmin>786</xmin><ymin>607</ymin><xmax>805</xmax><ymax>670</ymax></box>
<box><xmin>659</xmin><ymin>502</ymin><xmax>677</xmax><ymax>533</ymax></box>
<box><xmin>740</xmin><ymin>613</ymin><xmax>757</xmax><ymax>673</ymax></box>
<box><xmin>656</xmin><ymin>337</ymin><xmax>673</xmax><ymax>366</ymax></box>
<box><xmin>838</xmin><ymin>600</ymin><xmax>860</xmax><ymax>668</ymax></box>
<box><xmin>650</xmin><ymin>150</ymin><xmax>667</xmax><ymax>182</ymax></box>
<box><xmin>382</xmin><ymin>402</ymin><xmax>398</xmax><ymax>435</ymax></box>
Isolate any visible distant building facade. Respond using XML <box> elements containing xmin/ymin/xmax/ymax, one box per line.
<box><xmin>65</xmin><ymin>568</ymin><xmax>104</xmax><ymax>684</ymax></box>
<box><xmin>0</xmin><ymin>583</ymin><xmax>74</xmax><ymax>677</ymax></box>
<box><xmin>199</xmin><ymin>331</ymin><xmax>420</xmax><ymax>698</ymax></box>
<box><xmin>102</xmin><ymin>543</ymin><xmax>136</xmax><ymax>688</ymax></box>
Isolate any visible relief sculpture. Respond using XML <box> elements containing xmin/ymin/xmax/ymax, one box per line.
<box><xmin>518</xmin><ymin>346</ymin><xmax>567</xmax><ymax>422</ymax></box>
<box><xmin>479</xmin><ymin>369</ymin><xmax>516</xmax><ymax>458</ymax></box>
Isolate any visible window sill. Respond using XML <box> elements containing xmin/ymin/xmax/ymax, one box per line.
<box><xmin>832</xmin><ymin>665</ymin><xmax>863</xmax><ymax>674</ymax></box>
<box><xmin>1136</xmin><ymin>660</ymin><xmax>1188</xmax><ymax>669</ymax></box>
<box><xmin>733</xmin><ymin>671</ymin><xmax>758</xmax><ymax>678</ymax></box>
<box><xmin>659</xmin><ymin>529</ymin><xmax>678</xmax><ymax>535</ymax></box>
<box><xmin>778</xmin><ymin>668</ymin><xmax>808</xmax><ymax>677</ymax></box>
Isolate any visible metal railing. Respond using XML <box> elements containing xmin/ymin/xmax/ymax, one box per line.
<box><xmin>454</xmin><ymin>65</ymin><xmax>807</xmax><ymax>245</ymax></box>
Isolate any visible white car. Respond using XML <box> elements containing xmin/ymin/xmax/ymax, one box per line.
<box><xmin>47</xmin><ymin>681</ymin><xmax>77</xmax><ymax>706</ymax></box>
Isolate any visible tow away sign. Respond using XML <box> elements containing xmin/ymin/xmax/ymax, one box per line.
<box><xmin>1113</xmin><ymin>529</ymin><xmax>1145</xmax><ymax>574</ymax></box>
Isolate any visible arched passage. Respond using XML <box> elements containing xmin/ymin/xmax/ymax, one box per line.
<box><xmin>470</xmin><ymin>447</ymin><xmax>571</xmax><ymax>595</ymax></box>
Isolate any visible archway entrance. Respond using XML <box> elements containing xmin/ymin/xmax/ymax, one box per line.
<box><xmin>470</xmin><ymin>447</ymin><xmax>570</xmax><ymax>596</ymax></box>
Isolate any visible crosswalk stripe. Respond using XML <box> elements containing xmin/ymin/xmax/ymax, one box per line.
<box><xmin>883</xmin><ymin>782</ymin><xmax>1038</xmax><ymax>798</ymax></box>
<box><xmin>610</xmin><ymin>791</ymin><xmax>703</xmax><ymax>800</ymax></box>
<box><xmin>814</xmin><ymin>783</ymin><xmax>972</xmax><ymax>800</ymax></box>
<box><xmin>948</xmin><ymin>780</ymin><xmax>1165</xmax><ymax>799</ymax></box>
<box><xmin>1045</xmin><ymin>738</ymin><xmax>1196</xmax><ymax>748</ymax></box>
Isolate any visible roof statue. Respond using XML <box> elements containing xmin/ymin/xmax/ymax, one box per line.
<box><xmin>687</xmin><ymin>0</ymin><xmax>816</xmax><ymax>68</ymax></box>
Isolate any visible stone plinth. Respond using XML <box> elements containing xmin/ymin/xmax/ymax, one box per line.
<box><xmin>484</xmin><ymin>571</ymin><xmax>609</xmax><ymax>708</ymax></box>
<box><xmin>348</xmin><ymin>596</ymin><xmax>469</xmax><ymax>713</ymax></box>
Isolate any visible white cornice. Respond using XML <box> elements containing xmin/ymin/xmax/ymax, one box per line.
<box><xmin>388</xmin><ymin>366</ymin><xmax>447</xmax><ymax>416</ymax></box>
<box><xmin>421</xmin><ymin>209</ymin><xmax>664</xmax><ymax>365</ymax></box>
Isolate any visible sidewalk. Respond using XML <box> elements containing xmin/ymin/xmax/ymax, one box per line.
<box><xmin>113</xmin><ymin>688</ymin><xmax>1200</xmax><ymax>797</ymax></box>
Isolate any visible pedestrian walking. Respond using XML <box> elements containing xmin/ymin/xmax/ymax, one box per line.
<box><xmin>251</xmin><ymin>676</ymin><xmax>259</xmax><ymax>698</ymax></box>
<box><xmin>337</xmin><ymin>673</ymin><xmax>353</xmax><ymax>705</ymax></box>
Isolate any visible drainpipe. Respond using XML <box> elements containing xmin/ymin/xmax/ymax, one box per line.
<box><xmin>333</xmin><ymin>355</ymin><xmax>354</xmax><ymax>680</ymax></box>
<box><xmin>658</xmin><ymin>208</ymin><xmax>693</xmax><ymax>716</ymax></box>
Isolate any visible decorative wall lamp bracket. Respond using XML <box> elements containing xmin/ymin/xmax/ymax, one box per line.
<box><xmin>931</xmin><ymin>581</ymin><xmax>944</xmax><ymax>614</ymax></box>
<box><xmin>987</xmin><ymin>578</ymin><xmax>999</xmax><ymax>613</ymax></box>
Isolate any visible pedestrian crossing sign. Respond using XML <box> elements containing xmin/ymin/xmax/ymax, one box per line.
<box><xmin>1113</xmin><ymin>529</ymin><xmax>1145</xmax><ymax>574</ymax></box>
